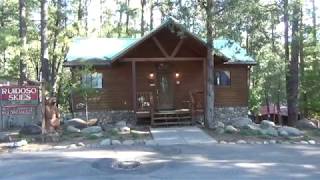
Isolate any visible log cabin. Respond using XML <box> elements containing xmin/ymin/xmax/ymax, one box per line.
<box><xmin>64</xmin><ymin>18</ymin><xmax>256</xmax><ymax>127</ymax></box>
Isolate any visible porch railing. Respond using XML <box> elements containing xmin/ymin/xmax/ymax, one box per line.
<box><xmin>136</xmin><ymin>91</ymin><xmax>154</xmax><ymax>112</ymax></box>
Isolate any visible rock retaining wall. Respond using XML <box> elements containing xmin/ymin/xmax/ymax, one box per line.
<box><xmin>63</xmin><ymin>111</ymin><xmax>135</xmax><ymax>125</ymax></box>
<box><xmin>207</xmin><ymin>106</ymin><xmax>248</xmax><ymax>127</ymax></box>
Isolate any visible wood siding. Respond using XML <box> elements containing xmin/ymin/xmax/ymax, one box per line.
<box><xmin>72</xmin><ymin>62</ymin><xmax>249</xmax><ymax>111</ymax></box>
<box><xmin>72</xmin><ymin>63</ymin><xmax>132</xmax><ymax>111</ymax></box>
<box><xmin>215</xmin><ymin>64</ymin><xmax>249</xmax><ymax>107</ymax></box>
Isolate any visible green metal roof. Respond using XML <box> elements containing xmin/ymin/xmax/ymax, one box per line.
<box><xmin>66</xmin><ymin>38</ymin><xmax>138</xmax><ymax>62</ymax></box>
<box><xmin>213</xmin><ymin>39</ymin><xmax>255</xmax><ymax>63</ymax></box>
<box><xmin>66</xmin><ymin>38</ymin><xmax>255</xmax><ymax>63</ymax></box>
<box><xmin>66</xmin><ymin>19</ymin><xmax>255</xmax><ymax>65</ymax></box>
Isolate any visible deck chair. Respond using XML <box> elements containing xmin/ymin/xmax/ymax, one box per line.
<box><xmin>189</xmin><ymin>90</ymin><xmax>204</xmax><ymax>123</ymax></box>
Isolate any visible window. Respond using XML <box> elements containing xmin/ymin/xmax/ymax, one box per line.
<box><xmin>214</xmin><ymin>70</ymin><xmax>231</xmax><ymax>86</ymax></box>
<box><xmin>82</xmin><ymin>73</ymin><xmax>103</xmax><ymax>88</ymax></box>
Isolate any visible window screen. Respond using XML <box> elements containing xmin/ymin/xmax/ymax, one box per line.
<box><xmin>82</xmin><ymin>73</ymin><xmax>103</xmax><ymax>88</ymax></box>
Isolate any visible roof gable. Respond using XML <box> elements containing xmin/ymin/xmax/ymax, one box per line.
<box><xmin>65</xmin><ymin>18</ymin><xmax>256</xmax><ymax>66</ymax></box>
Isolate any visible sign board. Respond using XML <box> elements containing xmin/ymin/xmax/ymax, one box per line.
<box><xmin>2</xmin><ymin>106</ymin><xmax>34</xmax><ymax>115</ymax></box>
<box><xmin>0</xmin><ymin>86</ymin><xmax>39</xmax><ymax>105</ymax></box>
<box><xmin>0</xmin><ymin>86</ymin><xmax>40</xmax><ymax>129</ymax></box>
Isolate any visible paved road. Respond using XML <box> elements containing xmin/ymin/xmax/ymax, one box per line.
<box><xmin>1</xmin><ymin>144</ymin><xmax>320</xmax><ymax>180</ymax></box>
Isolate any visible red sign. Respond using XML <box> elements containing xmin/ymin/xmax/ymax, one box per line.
<box><xmin>2</xmin><ymin>106</ymin><xmax>34</xmax><ymax>115</ymax></box>
<box><xmin>0</xmin><ymin>86</ymin><xmax>39</xmax><ymax>105</ymax></box>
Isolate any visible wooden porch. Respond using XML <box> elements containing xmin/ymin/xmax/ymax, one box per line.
<box><xmin>135</xmin><ymin>91</ymin><xmax>204</xmax><ymax>126</ymax></box>
<box><xmin>123</xmin><ymin>25</ymin><xmax>207</xmax><ymax>126</ymax></box>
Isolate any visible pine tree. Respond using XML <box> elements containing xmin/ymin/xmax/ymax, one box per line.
<box><xmin>19</xmin><ymin>0</ymin><xmax>27</xmax><ymax>84</ymax></box>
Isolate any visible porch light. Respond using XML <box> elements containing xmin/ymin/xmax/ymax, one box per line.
<box><xmin>175</xmin><ymin>73</ymin><xmax>180</xmax><ymax>78</ymax></box>
<box><xmin>148</xmin><ymin>73</ymin><xmax>155</xmax><ymax>79</ymax></box>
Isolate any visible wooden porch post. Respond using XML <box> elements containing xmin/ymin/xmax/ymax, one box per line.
<box><xmin>132</xmin><ymin>61</ymin><xmax>137</xmax><ymax>119</ymax></box>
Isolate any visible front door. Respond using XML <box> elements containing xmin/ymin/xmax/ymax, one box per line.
<box><xmin>156</xmin><ymin>63</ymin><xmax>174</xmax><ymax>110</ymax></box>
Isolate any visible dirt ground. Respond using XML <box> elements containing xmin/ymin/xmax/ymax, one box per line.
<box><xmin>0</xmin><ymin>126</ymin><xmax>152</xmax><ymax>154</ymax></box>
<box><xmin>1</xmin><ymin>126</ymin><xmax>320</xmax><ymax>154</ymax></box>
<box><xmin>204</xmin><ymin>128</ymin><xmax>320</xmax><ymax>143</ymax></box>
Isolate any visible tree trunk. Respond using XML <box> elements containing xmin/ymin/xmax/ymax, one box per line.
<box><xmin>277</xmin><ymin>76</ymin><xmax>282</xmax><ymax>125</ymax></box>
<box><xmin>150</xmin><ymin>0</ymin><xmax>154</xmax><ymax>30</ymax></box>
<box><xmin>311</xmin><ymin>0</ymin><xmax>318</xmax><ymax>72</ymax></box>
<box><xmin>99</xmin><ymin>0</ymin><xmax>104</xmax><ymax>36</ymax></box>
<box><xmin>125</xmin><ymin>0</ymin><xmax>130</xmax><ymax>36</ymax></box>
<box><xmin>312</xmin><ymin>0</ymin><xmax>317</xmax><ymax>46</ymax></box>
<box><xmin>19</xmin><ymin>0</ymin><xmax>27</xmax><ymax>85</ymax></box>
<box><xmin>287</xmin><ymin>0</ymin><xmax>300</xmax><ymax>126</ymax></box>
<box><xmin>264</xmin><ymin>86</ymin><xmax>270</xmax><ymax>121</ymax></box>
<box><xmin>117</xmin><ymin>3</ymin><xmax>123</xmax><ymax>38</ymax></box>
<box><xmin>77</xmin><ymin>0</ymin><xmax>83</xmax><ymax>35</ymax></box>
<box><xmin>205</xmin><ymin>0</ymin><xmax>215</xmax><ymax>128</ymax></box>
<box><xmin>299</xmin><ymin>6</ymin><xmax>307</xmax><ymax>118</ymax></box>
<box><xmin>41</xmin><ymin>0</ymin><xmax>50</xmax><ymax>83</ymax></box>
<box><xmin>84</xmin><ymin>0</ymin><xmax>89</xmax><ymax>36</ymax></box>
<box><xmin>51</xmin><ymin>0</ymin><xmax>62</xmax><ymax>95</ymax></box>
<box><xmin>283</xmin><ymin>0</ymin><xmax>290</xmax><ymax>123</ymax></box>
<box><xmin>140</xmin><ymin>0</ymin><xmax>146</xmax><ymax>36</ymax></box>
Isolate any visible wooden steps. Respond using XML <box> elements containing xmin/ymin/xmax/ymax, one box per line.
<box><xmin>151</xmin><ymin>109</ymin><xmax>193</xmax><ymax>127</ymax></box>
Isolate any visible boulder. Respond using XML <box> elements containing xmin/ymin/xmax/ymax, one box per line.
<box><xmin>260</xmin><ymin>120</ymin><xmax>276</xmax><ymax>129</ymax></box>
<box><xmin>278</xmin><ymin>126</ymin><xmax>304</xmax><ymax>137</ymax></box>
<box><xmin>237</xmin><ymin>140</ymin><xmax>247</xmax><ymax>144</ymax></box>
<box><xmin>68</xmin><ymin>144</ymin><xmax>78</xmax><ymax>149</ymax></box>
<box><xmin>295</xmin><ymin>119</ymin><xmax>317</xmax><ymax>130</ymax></box>
<box><xmin>119</xmin><ymin>126</ymin><xmax>130</xmax><ymax>134</ymax></box>
<box><xmin>19</xmin><ymin>124</ymin><xmax>42</xmax><ymax>135</ymax></box>
<box><xmin>279</xmin><ymin>129</ymin><xmax>289</xmax><ymax>137</ymax></box>
<box><xmin>53</xmin><ymin>145</ymin><xmax>67</xmax><ymax>150</ymax></box>
<box><xmin>66</xmin><ymin>126</ymin><xmax>81</xmax><ymax>133</ymax></box>
<box><xmin>215</xmin><ymin>128</ymin><xmax>225</xmax><ymax>134</ymax></box>
<box><xmin>115</xmin><ymin>121</ymin><xmax>126</xmax><ymax>128</ymax></box>
<box><xmin>219</xmin><ymin>141</ymin><xmax>227</xmax><ymax>144</ymax></box>
<box><xmin>259</xmin><ymin>127</ymin><xmax>278</xmax><ymax>136</ymax></box>
<box><xmin>213</xmin><ymin>121</ymin><xmax>225</xmax><ymax>129</ymax></box>
<box><xmin>145</xmin><ymin>140</ymin><xmax>157</xmax><ymax>146</ymax></box>
<box><xmin>123</xmin><ymin>140</ymin><xmax>134</xmax><ymax>145</ymax></box>
<box><xmin>231</xmin><ymin>117</ymin><xmax>253</xmax><ymax>128</ymax></box>
<box><xmin>269</xmin><ymin>140</ymin><xmax>277</xmax><ymax>144</ymax></box>
<box><xmin>244</xmin><ymin>124</ymin><xmax>261</xmax><ymax>131</ymax></box>
<box><xmin>300</xmin><ymin>141</ymin><xmax>309</xmax><ymax>145</ymax></box>
<box><xmin>91</xmin><ymin>132</ymin><xmax>104</xmax><ymax>138</ymax></box>
<box><xmin>100</xmin><ymin>139</ymin><xmax>110</xmax><ymax>146</ymax></box>
<box><xmin>4</xmin><ymin>139</ymin><xmax>28</xmax><ymax>148</ymax></box>
<box><xmin>0</xmin><ymin>133</ymin><xmax>12</xmax><ymax>143</ymax></box>
<box><xmin>77</xmin><ymin>142</ymin><xmax>85</xmax><ymax>147</ymax></box>
<box><xmin>225</xmin><ymin>125</ymin><xmax>238</xmax><ymax>133</ymax></box>
<box><xmin>81</xmin><ymin>126</ymin><xmax>102</xmax><ymax>134</ymax></box>
<box><xmin>111</xmin><ymin>140</ymin><xmax>121</xmax><ymax>145</ymax></box>
<box><xmin>134</xmin><ymin>140</ymin><xmax>145</xmax><ymax>145</ymax></box>
<box><xmin>308</xmin><ymin>140</ymin><xmax>316</xmax><ymax>145</ymax></box>
<box><xmin>66</xmin><ymin>118</ymin><xmax>87</xmax><ymax>129</ymax></box>
<box><xmin>87</xmin><ymin>118</ymin><xmax>99</xmax><ymax>126</ymax></box>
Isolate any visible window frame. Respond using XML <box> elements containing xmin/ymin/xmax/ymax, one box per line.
<box><xmin>81</xmin><ymin>72</ymin><xmax>103</xmax><ymax>89</ymax></box>
<box><xmin>214</xmin><ymin>70</ymin><xmax>231</xmax><ymax>87</ymax></box>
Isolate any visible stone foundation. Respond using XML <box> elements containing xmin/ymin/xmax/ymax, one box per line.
<box><xmin>191</xmin><ymin>106</ymin><xmax>249</xmax><ymax>128</ymax></box>
<box><xmin>213</xmin><ymin>106</ymin><xmax>248</xmax><ymax>125</ymax></box>
<box><xmin>63</xmin><ymin>110</ymin><xmax>135</xmax><ymax>126</ymax></box>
